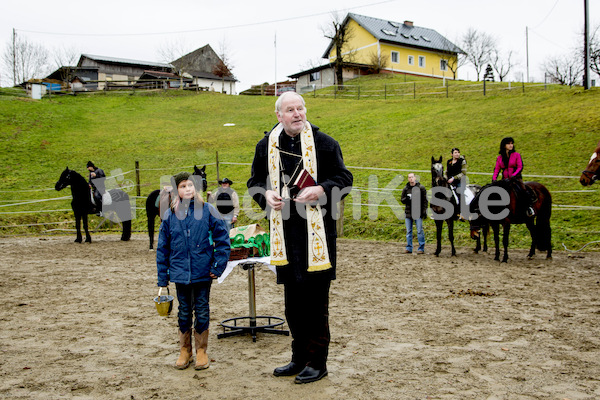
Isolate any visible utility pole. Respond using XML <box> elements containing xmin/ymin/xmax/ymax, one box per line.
<box><xmin>583</xmin><ymin>0</ymin><xmax>590</xmax><ymax>89</ymax></box>
<box><xmin>526</xmin><ymin>26</ymin><xmax>530</xmax><ymax>83</ymax></box>
<box><xmin>12</xmin><ymin>28</ymin><xmax>16</xmax><ymax>87</ymax></box>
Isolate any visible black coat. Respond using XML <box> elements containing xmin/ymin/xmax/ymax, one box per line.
<box><xmin>401</xmin><ymin>182</ymin><xmax>428</xmax><ymax>219</ymax></box>
<box><xmin>247</xmin><ymin>123</ymin><xmax>353</xmax><ymax>284</ymax></box>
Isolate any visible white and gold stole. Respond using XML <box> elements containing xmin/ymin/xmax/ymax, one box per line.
<box><xmin>268</xmin><ymin>122</ymin><xmax>331</xmax><ymax>271</ymax></box>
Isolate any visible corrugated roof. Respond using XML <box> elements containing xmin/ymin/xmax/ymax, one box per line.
<box><xmin>81</xmin><ymin>54</ymin><xmax>173</xmax><ymax>69</ymax></box>
<box><xmin>322</xmin><ymin>13</ymin><xmax>464</xmax><ymax>58</ymax></box>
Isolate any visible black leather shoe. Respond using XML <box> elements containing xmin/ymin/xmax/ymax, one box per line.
<box><xmin>294</xmin><ymin>366</ymin><xmax>328</xmax><ymax>384</ymax></box>
<box><xmin>273</xmin><ymin>361</ymin><xmax>304</xmax><ymax>377</ymax></box>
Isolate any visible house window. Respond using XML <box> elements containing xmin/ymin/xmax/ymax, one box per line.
<box><xmin>391</xmin><ymin>51</ymin><xmax>399</xmax><ymax>64</ymax></box>
<box><xmin>408</xmin><ymin>55</ymin><xmax>414</xmax><ymax>65</ymax></box>
<box><xmin>309</xmin><ymin>71</ymin><xmax>320</xmax><ymax>82</ymax></box>
<box><xmin>440</xmin><ymin>59</ymin><xmax>448</xmax><ymax>71</ymax></box>
<box><xmin>418</xmin><ymin>56</ymin><xmax>425</xmax><ymax>68</ymax></box>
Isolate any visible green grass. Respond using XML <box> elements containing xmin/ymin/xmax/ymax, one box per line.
<box><xmin>1</xmin><ymin>81</ymin><xmax>599</xmax><ymax>251</ymax></box>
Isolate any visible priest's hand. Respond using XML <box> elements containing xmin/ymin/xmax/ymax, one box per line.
<box><xmin>265</xmin><ymin>190</ymin><xmax>284</xmax><ymax>211</ymax></box>
<box><xmin>295</xmin><ymin>185</ymin><xmax>324</xmax><ymax>204</ymax></box>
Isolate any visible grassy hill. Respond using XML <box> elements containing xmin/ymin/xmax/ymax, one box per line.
<box><xmin>1</xmin><ymin>80</ymin><xmax>599</xmax><ymax>251</ymax></box>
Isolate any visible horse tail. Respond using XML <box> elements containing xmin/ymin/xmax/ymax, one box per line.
<box><xmin>534</xmin><ymin>186</ymin><xmax>552</xmax><ymax>251</ymax></box>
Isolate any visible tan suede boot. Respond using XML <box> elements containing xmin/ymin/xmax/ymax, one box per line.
<box><xmin>174</xmin><ymin>330</ymin><xmax>193</xmax><ymax>370</ymax></box>
<box><xmin>194</xmin><ymin>329</ymin><xmax>210</xmax><ymax>370</ymax></box>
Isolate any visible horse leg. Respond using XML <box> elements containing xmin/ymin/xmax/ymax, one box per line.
<box><xmin>447</xmin><ymin>219</ymin><xmax>456</xmax><ymax>256</ymax></box>
<box><xmin>492</xmin><ymin>223</ymin><xmax>500</xmax><ymax>261</ymax></box>
<box><xmin>83</xmin><ymin>214</ymin><xmax>92</xmax><ymax>243</ymax></box>
<box><xmin>75</xmin><ymin>213</ymin><xmax>83</xmax><ymax>243</ymax></box>
<box><xmin>121</xmin><ymin>220</ymin><xmax>132</xmax><ymax>241</ymax></box>
<box><xmin>483</xmin><ymin>224</ymin><xmax>489</xmax><ymax>253</ymax></box>
<box><xmin>473</xmin><ymin>235</ymin><xmax>481</xmax><ymax>254</ymax></box>
<box><xmin>526</xmin><ymin>219</ymin><xmax>536</xmax><ymax>260</ymax></box>
<box><xmin>501</xmin><ymin>223</ymin><xmax>510</xmax><ymax>263</ymax></box>
<box><xmin>148</xmin><ymin>212</ymin><xmax>156</xmax><ymax>250</ymax></box>
<box><xmin>434</xmin><ymin>219</ymin><xmax>443</xmax><ymax>256</ymax></box>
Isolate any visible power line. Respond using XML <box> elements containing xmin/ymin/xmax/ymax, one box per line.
<box><xmin>16</xmin><ymin>0</ymin><xmax>397</xmax><ymax>38</ymax></box>
<box><xmin>531</xmin><ymin>0</ymin><xmax>561</xmax><ymax>30</ymax></box>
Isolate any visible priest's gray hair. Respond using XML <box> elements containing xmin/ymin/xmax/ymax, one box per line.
<box><xmin>275</xmin><ymin>92</ymin><xmax>306</xmax><ymax>113</ymax></box>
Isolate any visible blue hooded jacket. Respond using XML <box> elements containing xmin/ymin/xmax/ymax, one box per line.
<box><xmin>156</xmin><ymin>200</ymin><xmax>230</xmax><ymax>287</ymax></box>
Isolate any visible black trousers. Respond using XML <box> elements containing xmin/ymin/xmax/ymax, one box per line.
<box><xmin>284</xmin><ymin>279</ymin><xmax>331</xmax><ymax>370</ymax></box>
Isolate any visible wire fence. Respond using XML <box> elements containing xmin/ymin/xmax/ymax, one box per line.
<box><xmin>0</xmin><ymin>160</ymin><xmax>597</xmax><ymax>237</ymax></box>
<box><xmin>302</xmin><ymin>80</ymin><xmax>573</xmax><ymax>100</ymax></box>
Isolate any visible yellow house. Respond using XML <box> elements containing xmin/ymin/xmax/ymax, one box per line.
<box><xmin>290</xmin><ymin>13</ymin><xmax>464</xmax><ymax>92</ymax></box>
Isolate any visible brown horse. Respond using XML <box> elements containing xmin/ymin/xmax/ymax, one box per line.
<box><xmin>580</xmin><ymin>141</ymin><xmax>600</xmax><ymax>186</ymax></box>
<box><xmin>469</xmin><ymin>179</ymin><xmax>552</xmax><ymax>263</ymax></box>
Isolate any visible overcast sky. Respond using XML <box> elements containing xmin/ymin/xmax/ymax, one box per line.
<box><xmin>1</xmin><ymin>0</ymin><xmax>597</xmax><ymax>91</ymax></box>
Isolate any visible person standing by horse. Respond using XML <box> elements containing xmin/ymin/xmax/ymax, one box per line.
<box><xmin>492</xmin><ymin>137</ymin><xmax>535</xmax><ymax>217</ymax></box>
<box><xmin>401</xmin><ymin>173</ymin><xmax>428</xmax><ymax>254</ymax></box>
<box><xmin>87</xmin><ymin>161</ymin><xmax>105</xmax><ymax>215</ymax></box>
<box><xmin>208</xmin><ymin>177</ymin><xmax>239</xmax><ymax>232</ymax></box>
<box><xmin>156</xmin><ymin>172</ymin><xmax>230</xmax><ymax>371</ymax></box>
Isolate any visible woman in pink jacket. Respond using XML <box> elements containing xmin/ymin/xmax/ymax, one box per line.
<box><xmin>493</xmin><ymin>137</ymin><xmax>523</xmax><ymax>180</ymax></box>
<box><xmin>493</xmin><ymin>137</ymin><xmax>535</xmax><ymax>217</ymax></box>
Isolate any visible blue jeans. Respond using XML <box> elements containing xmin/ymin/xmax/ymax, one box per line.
<box><xmin>175</xmin><ymin>281</ymin><xmax>212</xmax><ymax>334</ymax></box>
<box><xmin>222</xmin><ymin>214</ymin><xmax>234</xmax><ymax>233</ymax></box>
<box><xmin>405</xmin><ymin>217</ymin><xmax>425</xmax><ymax>252</ymax></box>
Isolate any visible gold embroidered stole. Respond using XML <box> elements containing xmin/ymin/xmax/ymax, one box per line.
<box><xmin>268</xmin><ymin>122</ymin><xmax>332</xmax><ymax>271</ymax></box>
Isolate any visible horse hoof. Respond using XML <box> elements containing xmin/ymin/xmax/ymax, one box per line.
<box><xmin>75</xmin><ymin>239</ymin><xmax>82</xmax><ymax>243</ymax></box>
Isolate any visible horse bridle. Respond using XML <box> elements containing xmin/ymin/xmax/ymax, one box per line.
<box><xmin>581</xmin><ymin>169</ymin><xmax>599</xmax><ymax>182</ymax></box>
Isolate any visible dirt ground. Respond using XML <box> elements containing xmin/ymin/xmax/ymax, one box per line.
<box><xmin>1</xmin><ymin>233</ymin><xmax>599</xmax><ymax>400</ymax></box>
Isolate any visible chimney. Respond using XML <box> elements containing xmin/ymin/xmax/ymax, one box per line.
<box><xmin>404</xmin><ymin>20</ymin><xmax>413</xmax><ymax>27</ymax></box>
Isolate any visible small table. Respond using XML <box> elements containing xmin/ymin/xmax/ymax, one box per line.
<box><xmin>217</xmin><ymin>259</ymin><xmax>289</xmax><ymax>342</ymax></box>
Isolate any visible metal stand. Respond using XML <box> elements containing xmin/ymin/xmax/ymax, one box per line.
<box><xmin>218</xmin><ymin>262</ymin><xmax>289</xmax><ymax>342</ymax></box>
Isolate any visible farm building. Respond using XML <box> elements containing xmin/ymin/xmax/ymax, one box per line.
<box><xmin>171</xmin><ymin>44</ymin><xmax>237</xmax><ymax>94</ymax></box>
<box><xmin>290</xmin><ymin>13</ymin><xmax>464</xmax><ymax>93</ymax></box>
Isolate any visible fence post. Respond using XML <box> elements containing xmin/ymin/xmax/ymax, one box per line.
<box><xmin>413</xmin><ymin>82</ymin><xmax>416</xmax><ymax>99</ymax></box>
<box><xmin>522</xmin><ymin>81</ymin><xmax>525</xmax><ymax>93</ymax></box>
<box><xmin>357</xmin><ymin>86</ymin><xmax>360</xmax><ymax>100</ymax></box>
<box><xmin>384</xmin><ymin>84</ymin><xmax>387</xmax><ymax>100</ymax></box>
<box><xmin>313</xmin><ymin>85</ymin><xmax>316</xmax><ymax>98</ymax></box>
<box><xmin>483</xmin><ymin>79</ymin><xmax>486</xmax><ymax>96</ymax></box>
<box><xmin>334</xmin><ymin>85</ymin><xmax>337</xmax><ymax>99</ymax></box>
<box><xmin>446</xmin><ymin>81</ymin><xmax>449</xmax><ymax>98</ymax></box>
<box><xmin>135</xmin><ymin>161</ymin><xmax>141</xmax><ymax>197</ymax></box>
<box><xmin>336</xmin><ymin>199</ymin><xmax>345</xmax><ymax>237</ymax></box>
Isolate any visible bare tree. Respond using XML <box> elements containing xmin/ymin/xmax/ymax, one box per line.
<box><xmin>367</xmin><ymin>51</ymin><xmax>390</xmax><ymax>74</ymax></box>
<box><xmin>489</xmin><ymin>47</ymin><xmax>515</xmax><ymax>82</ymax></box>
<box><xmin>158</xmin><ymin>38</ymin><xmax>193</xmax><ymax>89</ymax></box>
<box><xmin>2</xmin><ymin>32</ymin><xmax>49</xmax><ymax>86</ymax></box>
<box><xmin>322</xmin><ymin>12</ymin><xmax>354</xmax><ymax>88</ymax></box>
<box><xmin>52</xmin><ymin>46</ymin><xmax>80</xmax><ymax>86</ymax></box>
<box><xmin>212</xmin><ymin>38</ymin><xmax>235</xmax><ymax>94</ymax></box>
<box><xmin>543</xmin><ymin>54</ymin><xmax>583</xmax><ymax>86</ymax></box>
<box><xmin>460</xmin><ymin>27</ymin><xmax>496</xmax><ymax>81</ymax></box>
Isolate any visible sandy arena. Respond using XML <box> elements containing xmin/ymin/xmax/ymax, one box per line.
<box><xmin>1</xmin><ymin>234</ymin><xmax>599</xmax><ymax>399</ymax></box>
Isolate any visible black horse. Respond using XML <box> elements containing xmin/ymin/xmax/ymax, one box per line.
<box><xmin>55</xmin><ymin>167</ymin><xmax>132</xmax><ymax>243</ymax></box>
<box><xmin>469</xmin><ymin>179</ymin><xmax>552</xmax><ymax>263</ymax></box>
<box><xmin>430</xmin><ymin>156</ymin><xmax>487</xmax><ymax>256</ymax></box>
<box><xmin>145</xmin><ymin>165</ymin><xmax>208</xmax><ymax>250</ymax></box>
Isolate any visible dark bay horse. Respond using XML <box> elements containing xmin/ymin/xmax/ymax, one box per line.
<box><xmin>145</xmin><ymin>165</ymin><xmax>207</xmax><ymax>250</ymax></box>
<box><xmin>580</xmin><ymin>141</ymin><xmax>600</xmax><ymax>186</ymax></box>
<box><xmin>430</xmin><ymin>157</ymin><xmax>487</xmax><ymax>256</ymax></box>
<box><xmin>469</xmin><ymin>179</ymin><xmax>552</xmax><ymax>263</ymax></box>
<box><xmin>55</xmin><ymin>167</ymin><xmax>132</xmax><ymax>243</ymax></box>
